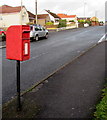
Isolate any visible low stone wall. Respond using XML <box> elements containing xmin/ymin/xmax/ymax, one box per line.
<box><xmin>48</xmin><ymin>25</ymin><xmax>77</xmax><ymax>32</ymax></box>
<box><xmin>45</xmin><ymin>25</ymin><xmax>58</xmax><ymax>28</ymax></box>
<box><xmin>78</xmin><ymin>23</ymin><xmax>84</xmax><ymax>28</ymax></box>
<box><xmin>91</xmin><ymin>22</ymin><xmax>99</xmax><ymax>26</ymax></box>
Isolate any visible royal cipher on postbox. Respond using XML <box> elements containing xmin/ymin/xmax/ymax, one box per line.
<box><xmin>6</xmin><ymin>25</ymin><xmax>30</xmax><ymax>61</ymax></box>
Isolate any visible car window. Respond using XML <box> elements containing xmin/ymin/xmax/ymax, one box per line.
<box><xmin>39</xmin><ymin>27</ymin><xmax>42</xmax><ymax>31</ymax></box>
<box><xmin>35</xmin><ymin>27</ymin><xmax>40</xmax><ymax>31</ymax></box>
<box><xmin>43</xmin><ymin>27</ymin><xmax>46</xmax><ymax>31</ymax></box>
<box><xmin>30</xmin><ymin>26</ymin><xmax>33</xmax><ymax>31</ymax></box>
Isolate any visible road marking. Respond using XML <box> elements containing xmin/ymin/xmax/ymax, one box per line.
<box><xmin>98</xmin><ymin>34</ymin><xmax>106</xmax><ymax>43</ymax></box>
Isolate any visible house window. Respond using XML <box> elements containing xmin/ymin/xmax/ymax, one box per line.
<box><xmin>22</xmin><ymin>12</ymin><xmax>26</xmax><ymax>21</ymax></box>
<box><xmin>0</xmin><ymin>16</ymin><xmax>3</xmax><ymax>20</ymax></box>
<box><xmin>22</xmin><ymin>15</ymin><xmax>25</xmax><ymax>20</ymax></box>
<box><xmin>55</xmin><ymin>19</ymin><xmax>59</xmax><ymax>22</ymax></box>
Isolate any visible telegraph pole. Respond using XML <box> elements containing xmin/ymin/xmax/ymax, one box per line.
<box><xmin>95</xmin><ymin>11</ymin><xmax>97</xmax><ymax>25</ymax></box>
<box><xmin>35</xmin><ymin>0</ymin><xmax>38</xmax><ymax>24</ymax></box>
<box><xmin>84</xmin><ymin>0</ymin><xmax>87</xmax><ymax>20</ymax></box>
<box><xmin>21</xmin><ymin>0</ymin><xmax>23</xmax><ymax>25</ymax></box>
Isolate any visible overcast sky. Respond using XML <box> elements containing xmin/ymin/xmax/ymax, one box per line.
<box><xmin>0</xmin><ymin>0</ymin><xmax>106</xmax><ymax>21</ymax></box>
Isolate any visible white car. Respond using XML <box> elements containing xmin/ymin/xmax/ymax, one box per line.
<box><xmin>84</xmin><ymin>23</ymin><xmax>89</xmax><ymax>27</ymax></box>
<box><xmin>30</xmin><ymin>25</ymin><xmax>48</xmax><ymax>41</ymax></box>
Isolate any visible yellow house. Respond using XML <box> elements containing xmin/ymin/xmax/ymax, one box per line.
<box><xmin>90</xmin><ymin>17</ymin><xmax>99</xmax><ymax>22</ymax></box>
<box><xmin>27</xmin><ymin>11</ymin><xmax>51</xmax><ymax>26</ymax></box>
<box><xmin>0</xmin><ymin>5</ymin><xmax>29</xmax><ymax>28</ymax></box>
<box><xmin>90</xmin><ymin>17</ymin><xmax>99</xmax><ymax>26</ymax></box>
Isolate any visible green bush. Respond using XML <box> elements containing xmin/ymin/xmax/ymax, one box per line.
<box><xmin>58</xmin><ymin>19</ymin><xmax>67</xmax><ymax>28</ymax></box>
<box><xmin>85</xmin><ymin>20</ymin><xmax>92</xmax><ymax>25</ymax></box>
<box><xmin>46</xmin><ymin>22</ymin><xmax>54</xmax><ymax>25</ymax></box>
<box><xmin>100</xmin><ymin>21</ymin><xmax>104</xmax><ymax>23</ymax></box>
<box><xmin>94</xmin><ymin>84</ymin><xmax>107</xmax><ymax>120</ymax></box>
<box><xmin>78</xmin><ymin>20</ymin><xmax>85</xmax><ymax>23</ymax></box>
<box><xmin>69</xmin><ymin>20</ymin><xmax>75</xmax><ymax>22</ymax></box>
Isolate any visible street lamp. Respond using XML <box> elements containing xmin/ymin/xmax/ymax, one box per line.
<box><xmin>35</xmin><ymin>0</ymin><xmax>38</xmax><ymax>24</ymax></box>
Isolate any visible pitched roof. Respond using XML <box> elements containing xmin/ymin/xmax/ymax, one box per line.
<box><xmin>77</xmin><ymin>17</ymin><xmax>91</xmax><ymax>20</ymax></box>
<box><xmin>27</xmin><ymin>11</ymin><xmax>35</xmax><ymax>18</ymax></box>
<box><xmin>45</xmin><ymin>10</ymin><xmax>61</xmax><ymax>19</ymax></box>
<box><xmin>0</xmin><ymin>5</ymin><xmax>24</xmax><ymax>14</ymax></box>
<box><xmin>90</xmin><ymin>17</ymin><xmax>99</xmax><ymax>22</ymax></box>
<box><xmin>57</xmin><ymin>14</ymin><xmax>76</xmax><ymax>18</ymax></box>
<box><xmin>27</xmin><ymin>11</ymin><xmax>49</xmax><ymax>20</ymax></box>
<box><xmin>37</xmin><ymin>14</ymin><xmax>49</xmax><ymax>19</ymax></box>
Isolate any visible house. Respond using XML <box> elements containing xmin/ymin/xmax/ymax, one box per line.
<box><xmin>27</xmin><ymin>11</ymin><xmax>35</xmax><ymax>23</ymax></box>
<box><xmin>27</xmin><ymin>11</ymin><xmax>51</xmax><ymax>26</ymax></box>
<box><xmin>57</xmin><ymin>14</ymin><xmax>77</xmax><ymax>24</ymax></box>
<box><xmin>90</xmin><ymin>17</ymin><xmax>99</xmax><ymax>26</ymax></box>
<box><xmin>90</xmin><ymin>17</ymin><xmax>99</xmax><ymax>22</ymax></box>
<box><xmin>0</xmin><ymin>5</ymin><xmax>29</xmax><ymax>28</ymax></box>
<box><xmin>37</xmin><ymin>14</ymin><xmax>51</xmax><ymax>26</ymax></box>
<box><xmin>77</xmin><ymin>17</ymin><xmax>91</xmax><ymax>21</ymax></box>
<box><xmin>45</xmin><ymin>10</ymin><xmax>61</xmax><ymax>25</ymax></box>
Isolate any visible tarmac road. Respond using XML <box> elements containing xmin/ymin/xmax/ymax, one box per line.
<box><xmin>1</xmin><ymin>26</ymin><xmax>105</xmax><ymax>103</ymax></box>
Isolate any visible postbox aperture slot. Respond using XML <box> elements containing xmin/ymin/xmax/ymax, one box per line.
<box><xmin>24</xmin><ymin>42</ymin><xmax>29</xmax><ymax>55</ymax></box>
<box><xmin>22</xmin><ymin>31</ymin><xmax>30</xmax><ymax>39</ymax></box>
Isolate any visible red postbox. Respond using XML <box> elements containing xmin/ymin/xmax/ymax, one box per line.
<box><xmin>6</xmin><ymin>25</ymin><xmax>30</xmax><ymax>61</ymax></box>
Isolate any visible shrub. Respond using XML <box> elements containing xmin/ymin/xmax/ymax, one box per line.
<box><xmin>85</xmin><ymin>20</ymin><xmax>92</xmax><ymax>25</ymax></box>
<box><xmin>58</xmin><ymin>19</ymin><xmax>67</xmax><ymax>28</ymax></box>
<box><xmin>46</xmin><ymin>22</ymin><xmax>54</xmax><ymax>25</ymax></box>
<box><xmin>94</xmin><ymin>84</ymin><xmax>107</xmax><ymax>120</ymax></box>
<box><xmin>78</xmin><ymin>20</ymin><xmax>85</xmax><ymax>23</ymax></box>
<box><xmin>100</xmin><ymin>21</ymin><xmax>104</xmax><ymax>23</ymax></box>
<box><xmin>69</xmin><ymin>20</ymin><xmax>75</xmax><ymax>22</ymax></box>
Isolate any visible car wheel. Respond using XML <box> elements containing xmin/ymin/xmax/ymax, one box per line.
<box><xmin>35</xmin><ymin>35</ymin><xmax>39</xmax><ymax>41</ymax></box>
<box><xmin>45</xmin><ymin>33</ymin><xmax>48</xmax><ymax>39</ymax></box>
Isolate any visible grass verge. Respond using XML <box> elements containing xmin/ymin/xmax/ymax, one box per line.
<box><xmin>94</xmin><ymin>82</ymin><xmax>107</xmax><ymax>120</ymax></box>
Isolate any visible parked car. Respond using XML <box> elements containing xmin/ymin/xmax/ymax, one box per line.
<box><xmin>0</xmin><ymin>29</ymin><xmax>6</xmax><ymax>36</ymax></box>
<box><xmin>99</xmin><ymin>22</ymin><xmax>104</xmax><ymax>26</ymax></box>
<box><xmin>30</xmin><ymin>25</ymin><xmax>48</xmax><ymax>41</ymax></box>
<box><xmin>84</xmin><ymin>23</ymin><xmax>89</xmax><ymax>27</ymax></box>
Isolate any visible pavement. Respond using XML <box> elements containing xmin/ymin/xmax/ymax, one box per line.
<box><xmin>3</xmin><ymin>41</ymin><xmax>106</xmax><ymax>119</ymax></box>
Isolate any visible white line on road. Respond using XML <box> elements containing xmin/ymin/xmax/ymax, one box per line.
<box><xmin>98</xmin><ymin>34</ymin><xmax>106</xmax><ymax>43</ymax></box>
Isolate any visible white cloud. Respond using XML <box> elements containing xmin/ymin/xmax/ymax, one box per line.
<box><xmin>0</xmin><ymin>0</ymin><xmax>105</xmax><ymax>21</ymax></box>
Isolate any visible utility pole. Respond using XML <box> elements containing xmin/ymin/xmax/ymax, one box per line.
<box><xmin>35</xmin><ymin>0</ymin><xmax>38</xmax><ymax>24</ymax></box>
<box><xmin>95</xmin><ymin>11</ymin><xmax>97</xmax><ymax>25</ymax></box>
<box><xmin>84</xmin><ymin>0</ymin><xmax>87</xmax><ymax>20</ymax></box>
<box><xmin>21</xmin><ymin>0</ymin><xmax>23</xmax><ymax>25</ymax></box>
